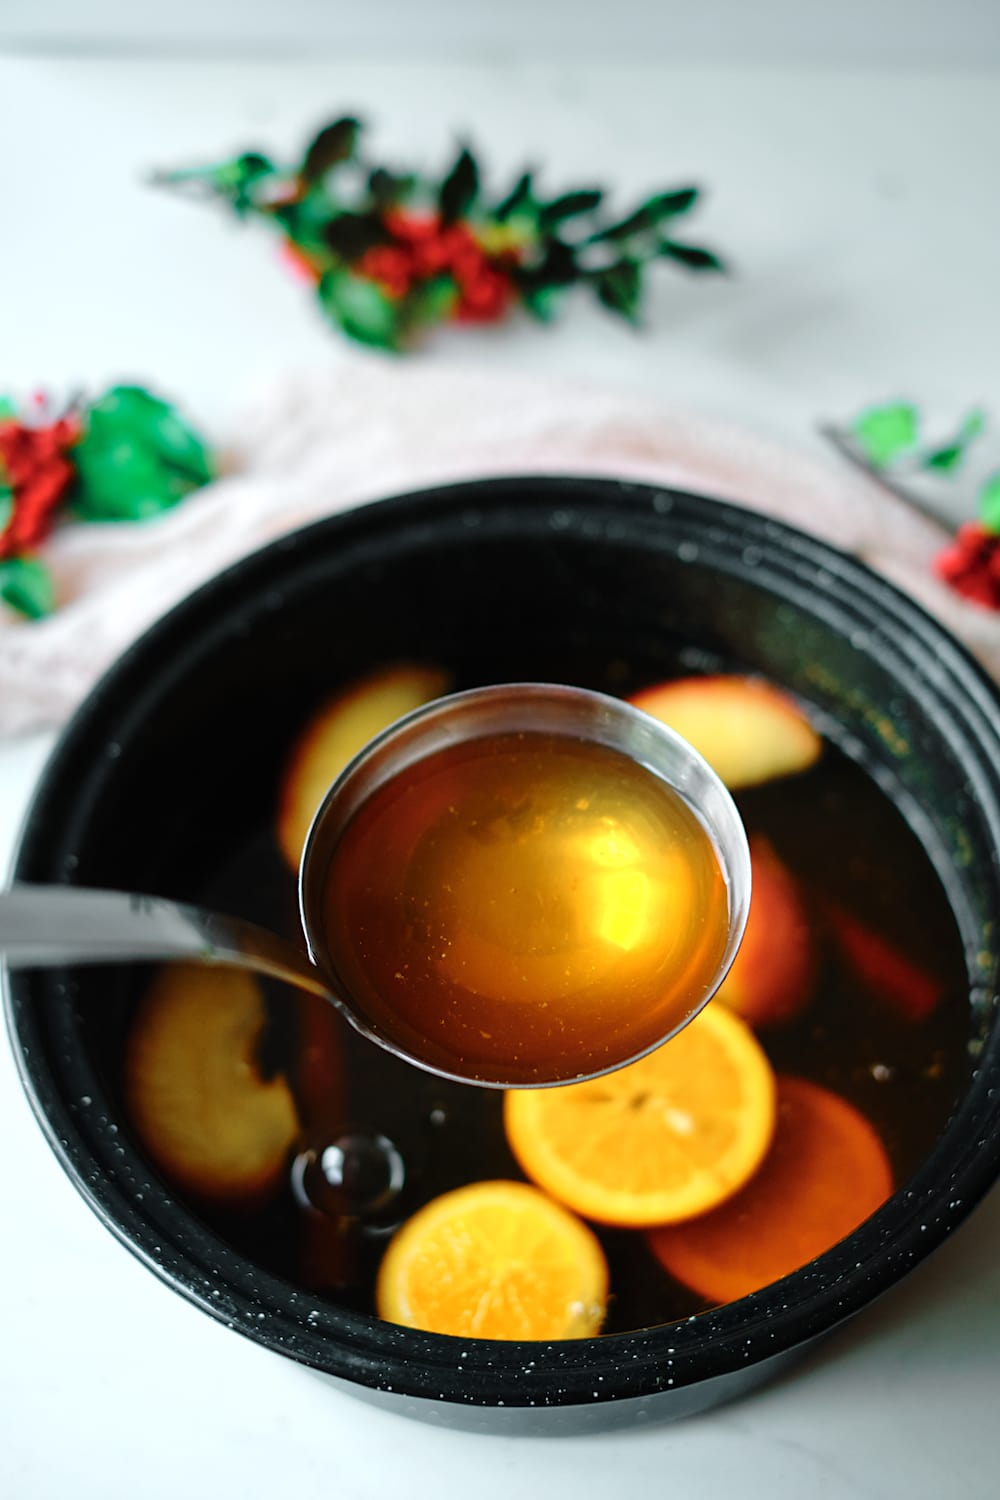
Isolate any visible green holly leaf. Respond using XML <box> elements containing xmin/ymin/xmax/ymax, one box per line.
<box><xmin>73</xmin><ymin>386</ymin><xmax>214</xmax><ymax>521</ymax></box>
<box><xmin>539</xmin><ymin>190</ymin><xmax>603</xmax><ymax>230</ymax></box>
<box><xmin>979</xmin><ymin>471</ymin><xmax>1000</xmax><ymax>533</ymax></box>
<box><xmin>439</xmin><ymin>146</ymin><xmax>479</xmax><ymax>224</ymax></box>
<box><xmin>514</xmin><ymin>239</ymin><xmax>579</xmax><ymax>293</ymax></box>
<box><xmin>596</xmin><ymin>259</ymin><xmax>643</xmax><ymax>324</ymax></box>
<box><xmin>0</xmin><ymin>556</ymin><xmax>55</xmax><ymax>619</ymax></box>
<box><xmin>590</xmin><ymin>188</ymin><xmax>700</xmax><ymax>243</ymax></box>
<box><xmin>272</xmin><ymin>187</ymin><xmax>339</xmax><ymax>258</ymax></box>
<box><xmin>0</xmin><ymin>481</ymin><xmax>13</xmax><ymax>533</ymax></box>
<box><xmin>851</xmin><ymin>402</ymin><xmax>920</xmax><ymax>469</ymax></box>
<box><xmin>369</xmin><ymin>168</ymin><xmax>417</xmax><ymax>210</ymax></box>
<box><xmin>402</xmin><ymin>275</ymin><xmax>460</xmax><ymax>332</ymax></box>
<box><xmin>317</xmin><ymin>268</ymin><xmax>401</xmax><ymax>350</ymax></box>
<box><xmin>922</xmin><ymin>408</ymin><xmax>987</xmax><ymax>474</ymax></box>
<box><xmin>658</xmin><ymin>240</ymin><xmax>726</xmax><ymax>273</ymax></box>
<box><xmin>495</xmin><ymin>170</ymin><xmax>535</xmax><ymax>223</ymax></box>
<box><xmin>324</xmin><ymin>211</ymin><xmax>389</xmax><ymax>261</ymax></box>
<box><xmin>300</xmin><ymin>117</ymin><xmax>361</xmax><ymax>182</ymax></box>
<box><xmin>521</xmin><ymin>284</ymin><xmax>565</xmax><ymax>322</ymax></box>
<box><xmin>154</xmin><ymin>152</ymin><xmax>276</xmax><ymax>216</ymax></box>
<box><xmin>0</xmin><ymin>397</ymin><xmax>16</xmax><ymax>420</ymax></box>
<box><xmin>207</xmin><ymin>153</ymin><xmax>276</xmax><ymax>216</ymax></box>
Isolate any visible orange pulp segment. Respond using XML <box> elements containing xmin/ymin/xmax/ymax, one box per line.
<box><xmin>503</xmin><ymin>1003</ymin><xmax>776</xmax><ymax>1227</ymax></box>
<box><xmin>648</xmin><ymin>1075</ymin><xmax>894</xmax><ymax>1303</ymax></box>
<box><xmin>375</xmin><ymin>1180</ymin><xmax>608</xmax><ymax>1339</ymax></box>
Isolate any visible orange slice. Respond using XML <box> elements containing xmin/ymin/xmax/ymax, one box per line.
<box><xmin>648</xmin><ymin>1075</ymin><xmax>893</xmax><ymax>1304</ymax></box>
<box><xmin>277</xmin><ymin>662</ymin><xmax>451</xmax><ymax>869</ymax></box>
<box><xmin>503</xmin><ymin>1004</ymin><xmax>776</xmax><ymax>1227</ymax></box>
<box><xmin>375</xmin><ymin>1180</ymin><xmax>608</xmax><ymax>1340</ymax></box>
<box><xmin>125</xmin><ymin>963</ymin><xmax>300</xmax><ymax>1207</ymax></box>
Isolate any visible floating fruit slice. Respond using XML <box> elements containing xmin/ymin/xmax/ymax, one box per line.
<box><xmin>375</xmin><ymin>1180</ymin><xmax>608</xmax><ymax>1340</ymax></box>
<box><xmin>125</xmin><ymin>963</ymin><xmax>299</xmax><ymax>1207</ymax></box>
<box><xmin>715</xmin><ymin>837</ymin><xmax>815</xmax><ymax>1028</ymax></box>
<box><xmin>826</xmin><ymin>903</ymin><xmax>944</xmax><ymax>1023</ymax></box>
<box><xmin>648</xmin><ymin>1075</ymin><xmax>893</xmax><ymax>1304</ymax></box>
<box><xmin>503</xmin><ymin>1004</ymin><xmax>776</xmax><ymax>1227</ymax></box>
<box><xmin>629</xmin><ymin>674</ymin><xmax>821</xmax><ymax>789</ymax></box>
<box><xmin>277</xmin><ymin>662</ymin><xmax>451</xmax><ymax>870</ymax></box>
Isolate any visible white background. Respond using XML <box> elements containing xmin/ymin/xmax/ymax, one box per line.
<box><xmin>2</xmin><ymin>6</ymin><xmax>1000</xmax><ymax>1498</ymax></box>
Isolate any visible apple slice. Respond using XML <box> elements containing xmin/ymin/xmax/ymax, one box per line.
<box><xmin>125</xmin><ymin>963</ymin><xmax>300</xmax><ymax>1208</ymax></box>
<box><xmin>715</xmin><ymin>837</ymin><xmax>815</xmax><ymax>1028</ymax></box>
<box><xmin>629</xmin><ymin>674</ymin><xmax>821</xmax><ymax>789</ymax></box>
<box><xmin>277</xmin><ymin>663</ymin><xmax>452</xmax><ymax>871</ymax></box>
<box><xmin>826</xmin><ymin>903</ymin><xmax>945</xmax><ymax>1023</ymax></box>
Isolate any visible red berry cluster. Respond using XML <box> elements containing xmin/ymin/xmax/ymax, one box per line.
<box><xmin>357</xmin><ymin>213</ymin><xmax>515</xmax><ymax>322</ymax></box>
<box><xmin>0</xmin><ymin>416</ymin><xmax>80</xmax><ymax>559</ymax></box>
<box><xmin>934</xmin><ymin>522</ymin><xmax>1000</xmax><ymax>611</ymax></box>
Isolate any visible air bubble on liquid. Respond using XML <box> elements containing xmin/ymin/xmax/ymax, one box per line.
<box><xmin>107</xmin><ymin>743</ymin><xmax>122</xmax><ymax>759</ymax></box>
<box><xmin>677</xmin><ymin>542</ymin><xmax>699</xmax><ymax>563</ymax></box>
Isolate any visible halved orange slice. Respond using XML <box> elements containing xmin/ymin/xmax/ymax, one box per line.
<box><xmin>504</xmin><ymin>1003</ymin><xmax>775</xmax><ymax>1227</ymax></box>
<box><xmin>375</xmin><ymin>1180</ymin><xmax>608</xmax><ymax>1340</ymax></box>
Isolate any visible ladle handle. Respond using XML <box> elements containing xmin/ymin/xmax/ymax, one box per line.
<box><xmin>0</xmin><ymin>885</ymin><xmax>333</xmax><ymax>1003</ymax></box>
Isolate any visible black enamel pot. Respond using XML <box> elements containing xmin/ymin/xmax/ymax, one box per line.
<box><xmin>6</xmin><ymin>476</ymin><xmax>1000</xmax><ymax>1433</ymax></box>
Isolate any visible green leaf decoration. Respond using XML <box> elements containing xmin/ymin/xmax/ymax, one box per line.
<box><xmin>318</xmin><ymin>268</ymin><xmax>401</xmax><ymax>349</ymax></box>
<box><xmin>591</xmin><ymin>188</ymin><xmax>700</xmax><ymax>243</ymax></box>
<box><xmin>152</xmin><ymin>153</ymin><xmax>275</xmax><ymax>217</ymax></box>
<box><xmin>272</xmin><ymin>187</ymin><xmax>340</xmax><ymax>258</ymax></box>
<box><xmin>73</xmin><ymin>386</ymin><xmax>214</xmax><ymax>521</ymax></box>
<box><xmin>495</xmin><ymin>170</ymin><xmax>535</xmax><ymax>223</ymax></box>
<box><xmin>0</xmin><ymin>397</ymin><xmax>17</xmax><ymax>420</ymax></box>
<box><xmin>403</xmin><ymin>275</ymin><xmax>460</xmax><ymax>332</ymax></box>
<box><xmin>439</xmin><ymin>146</ymin><xmax>479</xmax><ymax>224</ymax></box>
<box><xmin>324</xmin><ymin>210</ymin><xmax>389</xmax><ymax>261</ymax></box>
<box><xmin>922</xmin><ymin>408</ymin><xmax>987</xmax><ymax>474</ymax></box>
<box><xmin>522</xmin><ymin>284</ymin><xmax>565</xmax><ymax>323</ymax></box>
<box><xmin>539</xmin><ymin>190</ymin><xmax>603</xmax><ymax>229</ymax></box>
<box><xmin>851</xmin><ymin>402</ymin><xmax>920</xmax><ymax>469</ymax></box>
<box><xmin>0</xmin><ymin>556</ymin><xmax>55</xmax><ymax>620</ymax></box>
<box><xmin>0</xmin><ymin>481</ymin><xmax>13</xmax><ymax>533</ymax></box>
<box><xmin>369</xmin><ymin>167</ymin><xmax>417</xmax><ymax>210</ymax></box>
<box><xmin>658</xmin><ymin>241</ymin><xmax>726</xmax><ymax>272</ymax></box>
<box><xmin>597</xmin><ymin>260</ymin><xmax>642</xmax><ymax>323</ymax></box>
<box><xmin>152</xmin><ymin>122</ymin><xmax>729</xmax><ymax>346</ymax></box>
<box><xmin>215</xmin><ymin>153</ymin><xmax>276</xmax><ymax>216</ymax></box>
<box><xmin>300</xmin><ymin>117</ymin><xmax>361</xmax><ymax>181</ymax></box>
<box><xmin>979</xmin><ymin>471</ymin><xmax>1000</xmax><ymax>533</ymax></box>
<box><xmin>514</xmin><ymin>239</ymin><xmax>579</xmax><ymax>294</ymax></box>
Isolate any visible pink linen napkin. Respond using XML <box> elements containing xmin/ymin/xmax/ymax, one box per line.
<box><xmin>1</xmin><ymin>363</ymin><xmax>996</xmax><ymax>738</ymax></box>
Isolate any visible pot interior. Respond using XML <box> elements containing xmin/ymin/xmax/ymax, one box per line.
<box><xmin>8</xmin><ymin>478</ymin><xmax>1000</xmax><ymax>1409</ymax></box>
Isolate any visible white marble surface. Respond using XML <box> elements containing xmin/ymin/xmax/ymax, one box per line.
<box><xmin>2</xmin><ymin>51</ymin><xmax>1000</xmax><ymax>1499</ymax></box>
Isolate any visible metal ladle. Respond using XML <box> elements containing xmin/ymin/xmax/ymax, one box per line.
<box><xmin>0</xmin><ymin>683</ymin><xmax>751</xmax><ymax>1089</ymax></box>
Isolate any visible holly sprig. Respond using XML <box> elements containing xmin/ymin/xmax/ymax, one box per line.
<box><xmin>826</xmin><ymin>401</ymin><xmax>1000</xmax><ymax>612</ymax></box>
<box><xmin>152</xmin><ymin>116</ymin><xmax>727</xmax><ymax>350</ymax></box>
<box><xmin>0</xmin><ymin>386</ymin><xmax>214</xmax><ymax>621</ymax></box>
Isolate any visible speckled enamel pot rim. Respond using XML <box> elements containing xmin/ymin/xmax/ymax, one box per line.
<box><xmin>6</xmin><ymin>476</ymin><xmax>1000</xmax><ymax>1419</ymax></box>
